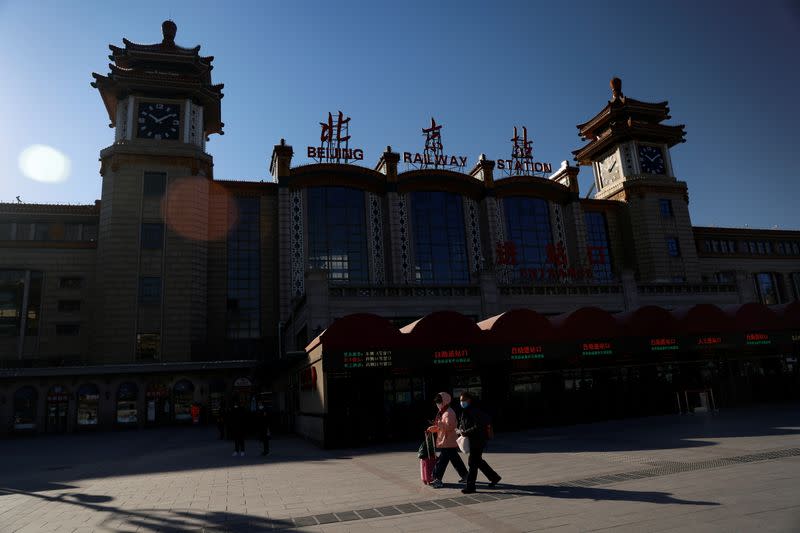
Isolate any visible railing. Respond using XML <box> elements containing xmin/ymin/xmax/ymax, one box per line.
<box><xmin>637</xmin><ymin>283</ymin><xmax>737</xmax><ymax>295</ymax></box>
<box><xmin>329</xmin><ymin>285</ymin><xmax>481</xmax><ymax>298</ymax></box>
<box><xmin>498</xmin><ymin>284</ymin><xmax>623</xmax><ymax>296</ymax></box>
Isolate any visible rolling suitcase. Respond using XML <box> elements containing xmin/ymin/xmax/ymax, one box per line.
<box><xmin>419</xmin><ymin>432</ymin><xmax>436</xmax><ymax>484</ymax></box>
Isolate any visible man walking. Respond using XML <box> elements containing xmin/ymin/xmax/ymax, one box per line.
<box><xmin>457</xmin><ymin>391</ymin><xmax>501</xmax><ymax>494</ymax></box>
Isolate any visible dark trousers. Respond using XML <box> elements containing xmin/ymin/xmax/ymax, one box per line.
<box><xmin>234</xmin><ymin>433</ymin><xmax>245</xmax><ymax>453</ymax></box>
<box><xmin>466</xmin><ymin>444</ymin><xmax>500</xmax><ymax>491</ymax></box>
<box><xmin>433</xmin><ymin>447</ymin><xmax>468</xmax><ymax>481</ymax></box>
<box><xmin>261</xmin><ymin>435</ymin><xmax>270</xmax><ymax>455</ymax></box>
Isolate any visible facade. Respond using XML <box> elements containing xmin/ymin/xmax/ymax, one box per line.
<box><xmin>1</xmin><ymin>23</ymin><xmax>799</xmax><ymax>438</ymax></box>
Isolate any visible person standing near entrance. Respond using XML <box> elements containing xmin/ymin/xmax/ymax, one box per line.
<box><xmin>257</xmin><ymin>403</ymin><xmax>271</xmax><ymax>456</ymax></box>
<box><xmin>426</xmin><ymin>392</ymin><xmax>468</xmax><ymax>488</ymax></box>
<box><xmin>230</xmin><ymin>402</ymin><xmax>246</xmax><ymax>457</ymax></box>
<box><xmin>457</xmin><ymin>391</ymin><xmax>501</xmax><ymax>494</ymax></box>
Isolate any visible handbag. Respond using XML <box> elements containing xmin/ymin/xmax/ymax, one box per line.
<box><xmin>456</xmin><ymin>435</ymin><xmax>470</xmax><ymax>454</ymax></box>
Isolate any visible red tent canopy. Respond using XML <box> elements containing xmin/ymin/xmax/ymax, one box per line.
<box><xmin>774</xmin><ymin>301</ymin><xmax>800</xmax><ymax>330</ymax></box>
<box><xmin>400</xmin><ymin>310</ymin><xmax>484</xmax><ymax>347</ymax></box>
<box><xmin>307</xmin><ymin>313</ymin><xmax>405</xmax><ymax>353</ymax></box>
<box><xmin>615</xmin><ymin>305</ymin><xmax>679</xmax><ymax>337</ymax></box>
<box><xmin>477</xmin><ymin>308</ymin><xmax>556</xmax><ymax>344</ymax></box>
<box><xmin>721</xmin><ymin>302</ymin><xmax>782</xmax><ymax>332</ymax></box>
<box><xmin>671</xmin><ymin>304</ymin><xmax>735</xmax><ymax>335</ymax></box>
<box><xmin>550</xmin><ymin>307</ymin><xmax>618</xmax><ymax>340</ymax></box>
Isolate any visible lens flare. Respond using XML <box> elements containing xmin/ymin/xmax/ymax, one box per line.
<box><xmin>18</xmin><ymin>144</ymin><xmax>71</xmax><ymax>183</ymax></box>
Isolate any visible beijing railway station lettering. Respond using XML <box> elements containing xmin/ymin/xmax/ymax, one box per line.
<box><xmin>308</xmin><ymin>111</ymin><xmax>365</xmax><ymax>163</ymax></box>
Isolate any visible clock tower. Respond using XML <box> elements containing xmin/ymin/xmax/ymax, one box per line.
<box><xmin>573</xmin><ymin>78</ymin><xmax>700</xmax><ymax>282</ymax></box>
<box><xmin>91</xmin><ymin>21</ymin><xmax>224</xmax><ymax>362</ymax></box>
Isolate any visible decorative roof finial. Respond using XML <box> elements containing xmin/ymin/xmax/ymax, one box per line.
<box><xmin>610</xmin><ymin>77</ymin><xmax>623</xmax><ymax>100</ymax></box>
<box><xmin>162</xmin><ymin>20</ymin><xmax>177</xmax><ymax>46</ymax></box>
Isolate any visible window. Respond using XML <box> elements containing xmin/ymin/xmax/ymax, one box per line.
<box><xmin>713</xmin><ymin>271</ymin><xmax>735</xmax><ymax>283</ymax></box>
<box><xmin>83</xmin><ymin>224</ymin><xmax>98</xmax><ymax>242</ymax></box>
<box><xmin>754</xmin><ymin>272</ymin><xmax>780</xmax><ymax>305</ymax></box>
<box><xmin>666</xmin><ymin>237</ymin><xmax>681</xmax><ymax>257</ymax></box>
<box><xmin>711</xmin><ymin>240</ymin><xmax>719</xmax><ymax>253</ymax></box>
<box><xmin>136</xmin><ymin>333</ymin><xmax>161</xmax><ymax>360</ymax></box>
<box><xmin>307</xmin><ymin>187</ymin><xmax>369</xmax><ymax>283</ymax></box>
<box><xmin>584</xmin><ymin>212</ymin><xmax>614</xmax><ymax>282</ymax></box>
<box><xmin>791</xmin><ymin>273</ymin><xmax>800</xmax><ymax>301</ymax></box>
<box><xmin>792</xmin><ymin>242</ymin><xmax>800</xmax><ymax>255</ymax></box>
<box><xmin>757</xmin><ymin>241</ymin><xmax>766</xmax><ymax>255</ymax></box>
<box><xmin>64</xmin><ymin>223</ymin><xmax>82</xmax><ymax>241</ymax></box>
<box><xmin>16</xmin><ymin>223</ymin><xmax>32</xmax><ymax>240</ymax></box>
<box><xmin>141</xmin><ymin>223</ymin><xmax>164</xmax><ymax>249</ymax></box>
<box><xmin>777</xmin><ymin>242</ymin><xmax>786</xmax><ymax>255</ymax></box>
<box><xmin>411</xmin><ymin>191</ymin><xmax>469</xmax><ymax>284</ymax></box>
<box><xmin>56</xmin><ymin>324</ymin><xmax>80</xmax><ymax>336</ymax></box>
<box><xmin>0</xmin><ymin>223</ymin><xmax>13</xmax><ymax>240</ymax></box>
<box><xmin>0</xmin><ymin>270</ymin><xmax>24</xmax><ymax>337</ymax></box>
<box><xmin>659</xmin><ymin>199</ymin><xmax>673</xmax><ymax>217</ymax></box>
<box><xmin>138</xmin><ymin>277</ymin><xmax>161</xmax><ymax>305</ymax></box>
<box><xmin>58</xmin><ymin>300</ymin><xmax>81</xmax><ymax>312</ymax></box>
<box><xmin>226</xmin><ymin>197</ymin><xmax>260</xmax><ymax>339</ymax></box>
<box><xmin>503</xmin><ymin>197</ymin><xmax>553</xmax><ymax>281</ymax></box>
<box><xmin>748</xmin><ymin>241</ymin><xmax>757</xmax><ymax>254</ymax></box>
<box><xmin>59</xmin><ymin>277</ymin><xmax>83</xmax><ymax>289</ymax></box>
<box><xmin>34</xmin><ymin>223</ymin><xmax>50</xmax><ymax>241</ymax></box>
<box><xmin>143</xmin><ymin>172</ymin><xmax>166</xmax><ymax>196</ymax></box>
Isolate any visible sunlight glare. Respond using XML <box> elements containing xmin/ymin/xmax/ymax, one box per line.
<box><xmin>18</xmin><ymin>144</ymin><xmax>71</xmax><ymax>183</ymax></box>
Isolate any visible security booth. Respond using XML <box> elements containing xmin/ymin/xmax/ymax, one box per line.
<box><xmin>550</xmin><ymin>307</ymin><xmax>623</xmax><ymax>424</ymax></box>
<box><xmin>615</xmin><ymin>306</ymin><xmax>683</xmax><ymax>417</ymax></box>
<box><xmin>400</xmin><ymin>310</ymin><xmax>492</xmax><ymax>417</ymax></box>
<box><xmin>725</xmin><ymin>303</ymin><xmax>795</xmax><ymax>403</ymax></box>
<box><xmin>478</xmin><ymin>309</ymin><xmax>559</xmax><ymax>429</ymax></box>
<box><xmin>300</xmin><ymin>313</ymin><xmax>408</xmax><ymax>448</ymax></box>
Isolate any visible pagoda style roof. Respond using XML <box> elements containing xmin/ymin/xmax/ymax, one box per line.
<box><xmin>91</xmin><ymin>20</ymin><xmax>224</xmax><ymax>136</ymax></box>
<box><xmin>573</xmin><ymin>78</ymin><xmax>686</xmax><ymax>165</ymax></box>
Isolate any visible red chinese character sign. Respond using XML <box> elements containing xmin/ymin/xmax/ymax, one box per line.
<box><xmin>494</xmin><ymin>240</ymin><xmax>607</xmax><ymax>283</ymax></box>
<box><xmin>307</xmin><ymin>111</ymin><xmax>365</xmax><ymax>163</ymax></box>
<box><xmin>402</xmin><ymin>117</ymin><xmax>469</xmax><ymax>169</ymax></box>
<box><xmin>496</xmin><ymin>125</ymin><xmax>552</xmax><ymax>176</ymax></box>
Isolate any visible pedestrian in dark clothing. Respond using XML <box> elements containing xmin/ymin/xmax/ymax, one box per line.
<box><xmin>457</xmin><ymin>392</ymin><xmax>501</xmax><ymax>494</ymax></box>
<box><xmin>257</xmin><ymin>403</ymin><xmax>271</xmax><ymax>456</ymax></box>
<box><xmin>230</xmin><ymin>403</ymin><xmax>246</xmax><ymax>457</ymax></box>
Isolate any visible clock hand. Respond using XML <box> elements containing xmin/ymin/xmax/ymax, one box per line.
<box><xmin>154</xmin><ymin>113</ymin><xmax>177</xmax><ymax>124</ymax></box>
<box><xmin>148</xmin><ymin>113</ymin><xmax>159</xmax><ymax>121</ymax></box>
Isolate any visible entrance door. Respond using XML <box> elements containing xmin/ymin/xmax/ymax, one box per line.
<box><xmin>46</xmin><ymin>386</ymin><xmax>69</xmax><ymax>433</ymax></box>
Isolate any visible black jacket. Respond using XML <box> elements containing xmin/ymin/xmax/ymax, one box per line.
<box><xmin>458</xmin><ymin>406</ymin><xmax>489</xmax><ymax>449</ymax></box>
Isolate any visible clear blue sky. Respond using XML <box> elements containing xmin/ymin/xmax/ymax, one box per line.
<box><xmin>1</xmin><ymin>0</ymin><xmax>798</xmax><ymax>229</ymax></box>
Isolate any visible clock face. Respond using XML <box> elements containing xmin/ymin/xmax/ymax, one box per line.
<box><xmin>638</xmin><ymin>145</ymin><xmax>666</xmax><ymax>174</ymax></box>
<box><xmin>137</xmin><ymin>102</ymin><xmax>181</xmax><ymax>140</ymax></box>
<box><xmin>599</xmin><ymin>153</ymin><xmax>620</xmax><ymax>187</ymax></box>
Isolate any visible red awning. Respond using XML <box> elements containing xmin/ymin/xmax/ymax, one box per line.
<box><xmin>550</xmin><ymin>307</ymin><xmax>618</xmax><ymax>340</ymax></box>
<box><xmin>400</xmin><ymin>310</ymin><xmax>484</xmax><ymax>347</ymax></box>
<box><xmin>721</xmin><ymin>302</ymin><xmax>782</xmax><ymax>332</ymax></box>
<box><xmin>615</xmin><ymin>305</ymin><xmax>679</xmax><ymax>337</ymax></box>
<box><xmin>774</xmin><ymin>301</ymin><xmax>800</xmax><ymax>330</ymax></box>
<box><xmin>478</xmin><ymin>308</ymin><xmax>556</xmax><ymax>344</ymax></box>
<box><xmin>306</xmin><ymin>313</ymin><xmax>404</xmax><ymax>353</ymax></box>
<box><xmin>671</xmin><ymin>304</ymin><xmax>734</xmax><ymax>335</ymax></box>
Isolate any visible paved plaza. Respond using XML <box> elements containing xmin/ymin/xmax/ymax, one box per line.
<box><xmin>1</xmin><ymin>405</ymin><xmax>799</xmax><ymax>532</ymax></box>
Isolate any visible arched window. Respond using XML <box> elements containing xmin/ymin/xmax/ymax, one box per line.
<box><xmin>13</xmin><ymin>386</ymin><xmax>38</xmax><ymax>430</ymax></box>
<box><xmin>76</xmin><ymin>383</ymin><xmax>100</xmax><ymax>427</ymax></box>
<box><xmin>173</xmin><ymin>379</ymin><xmax>195</xmax><ymax>421</ymax></box>
<box><xmin>503</xmin><ymin>197</ymin><xmax>553</xmax><ymax>281</ymax></box>
<box><xmin>307</xmin><ymin>187</ymin><xmax>369</xmax><ymax>283</ymax></box>
<box><xmin>411</xmin><ymin>191</ymin><xmax>469</xmax><ymax>284</ymax></box>
<box><xmin>116</xmin><ymin>382</ymin><xmax>139</xmax><ymax>424</ymax></box>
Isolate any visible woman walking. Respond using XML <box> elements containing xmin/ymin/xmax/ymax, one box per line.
<box><xmin>457</xmin><ymin>391</ymin><xmax>501</xmax><ymax>494</ymax></box>
<box><xmin>426</xmin><ymin>392</ymin><xmax>468</xmax><ymax>488</ymax></box>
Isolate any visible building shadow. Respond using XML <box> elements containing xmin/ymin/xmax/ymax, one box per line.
<box><xmin>502</xmin><ymin>483</ymin><xmax>720</xmax><ymax>507</ymax></box>
<box><xmin>0</xmin><ymin>487</ymin><xmax>294</xmax><ymax>532</ymax></box>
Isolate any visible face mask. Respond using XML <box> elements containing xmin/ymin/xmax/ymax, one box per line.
<box><xmin>460</xmin><ymin>401</ymin><xmax>469</xmax><ymax>409</ymax></box>
<box><xmin>435</xmin><ymin>402</ymin><xmax>443</xmax><ymax>409</ymax></box>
